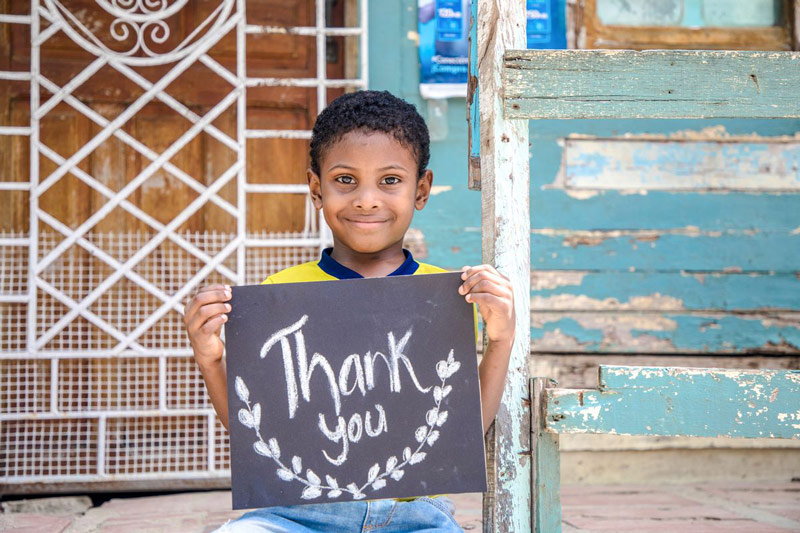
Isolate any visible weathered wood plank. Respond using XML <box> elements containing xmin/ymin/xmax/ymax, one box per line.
<box><xmin>529</xmin><ymin>353</ymin><xmax>800</xmax><ymax>390</ymax></box>
<box><xmin>530</xmin><ymin>271</ymin><xmax>800</xmax><ymax>312</ymax></box>
<box><xmin>505</xmin><ymin>50</ymin><xmax>800</xmax><ymax>119</ymax></box>
<box><xmin>562</xmin><ymin>138</ymin><xmax>800</xmax><ymax>191</ymax></box>
<box><xmin>531</xmin><ymin>311</ymin><xmax>800</xmax><ymax>354</ymax></box>
<box><xmin>476</xmin><ymin>1</ymin><xmax>531</xmax><ymax>531</ymax></box>
<box><xmin>531</xmin><ymin>378</ymin><xmax>561</xmax><ymax>533</ymax></box>
<box><xmin>531</xmin><ymin>232</ymin><xmax>800</xmax><ymax>271</ymax></box>
<box><xmin>545</xmin><ymin>365</ymin><xmax>800</xmax><ymax>438</ymax></box>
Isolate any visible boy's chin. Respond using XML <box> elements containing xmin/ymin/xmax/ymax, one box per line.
<box><xmin>340</xmin><ymin>239</ymin><xmax>404</xmax><ymax>256</ymax></box>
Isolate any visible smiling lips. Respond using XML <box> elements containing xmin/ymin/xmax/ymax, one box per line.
<box><xmin>345</xmin><ymin>217</ymin><xmax>388</xmax><ymax>227</ymax></box>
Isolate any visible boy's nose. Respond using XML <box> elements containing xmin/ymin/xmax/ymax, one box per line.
<box><xmin>353</xmin><ymin>187</ymin><xmax>380</xmax><ymax>210</ymax></box>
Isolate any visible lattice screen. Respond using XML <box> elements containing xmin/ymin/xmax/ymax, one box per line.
<box><xmin>0</xmin><ymin>0</ymin><xmax>367</xmax><ymax>491</ymax></box>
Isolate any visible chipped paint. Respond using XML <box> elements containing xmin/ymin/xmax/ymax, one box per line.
<box><xmin>429</xmin><ymin>185</ymin><xmax>452</xmax><ymax>195</ymax></box>
<box><xmin>531</xmin><ymin>293</ymin><xmax>685</xmax><ymax>312</ymax></box>
<box><xmin>558</xmin><ymin>137</ymin><xmax>800</xmax><ymax>192</ymax></box>
<box><xmin>531</xmin><ymin>227</ymin><xmax>751</xmax><ymax>250</ymax></box>
<box><xmin>530</xmin><ymin>270</ymin><xmax>587</xmax><ymax>291</ymax></box>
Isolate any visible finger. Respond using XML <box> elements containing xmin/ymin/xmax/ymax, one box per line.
<box><xmin>185</xmin><ymin>285</ymin><xmax>232</xmax><ymax>321</ymax></box>
<box><xmin>465</xmin><ymin>292</ymin><xmax>511</xmax><ymax>313</ymax></box>
<box><xmin>187</xmin><ymin>302</ymin><xmax>231</xmax><ymax>335</ymax></box>
<box><xmin>460</xmin><ymin>264</ymin><xmax>502</xmax><ymax>280</ymax></box>
<box><xmin>199</xmin><ymin>313</ymin><xmax>228</xmax><ymax>335</ymax></box>
<box><xmin>459</xmin><ymin>269</ymin><xmax>510</xmax><ymax>296</ymax></box>
<box><xmin>464</xmin><ymin>282</ymin><xmax>513</xmax><ymax>305</ymax></box>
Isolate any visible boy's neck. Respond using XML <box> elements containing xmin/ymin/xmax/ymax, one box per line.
<box><xmin>329</xmin><ymin>241</ymin><xmax>408</xmax><ymax>278</ymax></box>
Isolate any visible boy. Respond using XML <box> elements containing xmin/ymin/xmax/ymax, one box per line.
<box><xmin>184</xmin><ymin>90</ymin><xmax>515</xmax><ymax>532</ymax></box>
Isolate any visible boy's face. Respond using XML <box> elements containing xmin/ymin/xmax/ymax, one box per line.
<box><xmin>308</xmin><ymin>130</ymin><xmax>432</xmax><ymax>256</ymax></box>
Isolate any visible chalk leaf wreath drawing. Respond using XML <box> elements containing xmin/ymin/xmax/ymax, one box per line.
<box><xmin>234</xmin><ymin>348</ymin><xmax>461</xmax><ymax>500</ymax></box>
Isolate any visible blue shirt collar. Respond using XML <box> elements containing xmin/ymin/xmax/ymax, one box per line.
<box><xmin>318</xmin><ymin>248</ymin><xmax>420</xmax><ymax>279</ymax></box>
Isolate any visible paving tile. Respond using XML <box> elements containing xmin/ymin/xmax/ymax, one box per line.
<box><xmin>0</xmin><ymin>514</ymin><xmax>73</xmax><ymax>533</ymax></box>
<box><xmin>562</xmin><ymin>503</ymin><xmax>741</xmax><ymax>520</ymax></box>
<box><xmin>561</xmin><ymin>489</ymin><xmax>700</xmax><ymax>507</ymax></box>
<box><xmin>565</xmin><ymin>516</ymin><xmax>792</xmax><ymax>532</ymax></box>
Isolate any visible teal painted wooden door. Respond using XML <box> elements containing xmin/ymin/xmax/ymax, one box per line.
<box><xmin>506</xmin><ymin>50</ymin><xmax>800</xmax><ymax>355</ymax></box>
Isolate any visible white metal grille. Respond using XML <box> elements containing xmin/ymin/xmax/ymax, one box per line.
<box><xmin>0</xmin><ymin>0</ymin><xmax>368</xmax><ymax>490</ymax></box>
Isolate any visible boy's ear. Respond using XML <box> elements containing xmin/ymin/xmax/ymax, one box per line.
<box><xmin>307</xmin><ymin>168</ymin><xmax>323</xmax><ymax>210</ymax></box>
<box><xmin>415</xmin><ymin>169</ymin><xmax>434</xmax><ymax>210</ymax></box>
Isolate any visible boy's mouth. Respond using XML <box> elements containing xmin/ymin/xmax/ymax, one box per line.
<box><xmin>345</xmin><ymin>217</ymin><xmax>388</xmax><ymax>227</ymax></box>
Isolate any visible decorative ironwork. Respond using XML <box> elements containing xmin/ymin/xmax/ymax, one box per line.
<box><xmin>1</xmin><ymin>0</ymin><xmax>368</xmax><ymax>490</ymax></box>
<box><xmin>45</xmin><ymin>0</ymin><xmax>236</xmax><ymax>65</ymax></box>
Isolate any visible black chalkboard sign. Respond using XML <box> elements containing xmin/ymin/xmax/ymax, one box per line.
<box><xmin>225</xmin><ymin>272</ymin><xmax>487</xmax><ymax>509</ymax></box>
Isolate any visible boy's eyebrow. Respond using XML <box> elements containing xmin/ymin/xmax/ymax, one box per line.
<box><xmin>327</xmin><ymin>163</ymin><xmax>411</xmax><ymax>172</ymax></box>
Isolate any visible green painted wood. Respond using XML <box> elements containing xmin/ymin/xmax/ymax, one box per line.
<box><xmin>531</xmin><ymin>378</ymin><xmax>562</xmax><ymax>533</ymax></box>
<box><xmin>545</xmin><ymin>365</ymin><xmax>800</xmax><ymax>438</ymax></box>
<box><xmin>504</xmin><ymin>50</ymin><xmax>800</xmax><ymax>119</ymax></box>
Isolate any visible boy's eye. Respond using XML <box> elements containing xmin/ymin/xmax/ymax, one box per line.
<box><xmin>335</xmin><ymin>175</ymin><xmax>355</xmax><ymax>185</ymax></box>
<box><xmin>382</xmin><ymin>176</ymin><xmax>401</xmax><ymax>185</ymax></box>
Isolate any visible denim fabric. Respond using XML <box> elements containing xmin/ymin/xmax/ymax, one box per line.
<box><xmin>215</xmin><ymin>497</ymin><xmax>462</xmax><ymax>532</ymax></box>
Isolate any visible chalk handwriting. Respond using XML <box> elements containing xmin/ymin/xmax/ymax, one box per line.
<box><xmin>237</xmin><ymin>315</ymin><xmax>462</xmax><ymax>501</ymax></box>
<box><xmin>260</xmin><ymin>315</ymin><xmax>432</xmax><ymax>420</ymax></box>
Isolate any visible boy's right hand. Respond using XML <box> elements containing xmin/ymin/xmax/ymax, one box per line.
<box><xmin>183</xmin><ymin>284</ymin><xmax>232</xmax><ymax>369</ymax></box>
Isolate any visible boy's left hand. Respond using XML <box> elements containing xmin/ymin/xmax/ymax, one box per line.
<box><xmin>459</xmin><ymin>264</ymin><xmax>515</xmax><ymax>345</ymax></box>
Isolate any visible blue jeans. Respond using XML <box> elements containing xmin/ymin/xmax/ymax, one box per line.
<box><xmin>214</xmin><ymin>497</ymin><xmax>462</xmax><ymax>532</ymax></box>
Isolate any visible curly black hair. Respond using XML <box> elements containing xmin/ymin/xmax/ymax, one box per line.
<box><xmin>310</xmin><ymin>90</ymin><xmax>430</xmax><ymax>178</ymax></box>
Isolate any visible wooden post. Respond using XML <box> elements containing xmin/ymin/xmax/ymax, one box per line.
<box><xmin>477</xmin><ymin>1</ymin><xmax>531</xmax><ymax>531</ymax></box>
<box><xmin>531</xmin><ymin>378</ymin><xmax>562</xmax><ymax>533</ymax></box>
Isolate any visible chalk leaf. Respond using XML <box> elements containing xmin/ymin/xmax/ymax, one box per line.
<box><xmin>446</xmin><ymin>361</ymin><xmax>461</xmax><ymax>377</ymax></box>
<box><xmin>427</xmin><ymin>430</ymin><xmax>440</xmax><ymax>446</ymax></box>
<box><xmin>371</xmin><ymin>479</ymin><xmax>387</xmax><ymax>491</ymax></box>
<box><xmin>268</xmin><ymin>438</ymin><xmax>280</xmax><ymax>459</ymax></box>
<box><xmin>326</xmin><ymin>475</ymin><xmax>338</xmax><ymax>489</ymax></box>
<box><xmin>403</xmin><ymin>447</ymin><xmax>412</xmax><ymax>461</ymax></box>
<box><xmin>327</xmin><ymin>489</ymin><xmax>342</xmax><ymax>498</ymax></box>
<box><xmin>238</xmin><ymin>409</ymin><xmax>254</xmax><ymax>428</ymax></box>
<box><xmin>253</xmin><ymin>441</ymin><xmax>271</xmax><ymax>457</ymax></box>
<box><xmin>251</xmin><ymin>403</ymin><xmax>261</xmax><ymax>426</ymax></box>
<box><xmin>306</xmin><ymin>469</ymin><xmax>321</xmax><ymax>485</ymax></box>
<box><xmin>386</xmin><ymin>456</ymin><xmax>397</xmax><ymax>472</ymax></box>
<box><xmin>347</xmin><ymin>482</ymin><xmax>365</xmax><ymax>499</ymax></box>
<box><xmin>234</xmin><ymin>376</ymin><xmax>249</xmax><ymax>402</ymax></box>
<box><xmin>436</xmin><ymin>411</ymin><xmax>449</xmax><ymax>426</ymax></box>
<box><xmin>426</xmin><ymin>408</ymin><xmax>438</xmax><ymax>426</ymax></box>
<box><xmin>436</xmin><ymin>361</ymin><xmax>449</xmax><ymax>380</ymax></box>
<box><xmin>409</xmin><ymin>452</ymin><xmax>427</xmax><ymax>465</ymax></box>
<box><xmin>292</xmin><ymin>456</ymin><xmax>302</xmax><ymax>474</ymax></box>
<box><xmin>447</xmin><ymin>349</ymin><xmax>455</xmax><ymax>364</ymax></box>
<box><xmin>433</xmin><ymin>386</ymin><xmax>443</xmax><ymax>403</ymax></box>
<box><xmin>276</xmin><ymin>468</ymin><xmax>293</xmax><ymax>481</ymax></box>
<box><xmin>367</xmin><ymin>463</ymin><xmax>380</xmax><ymax>483</ymax></box>
<box><xmin>415</xmin><ymin>425</ymin><xmax>428</xmax><ymax>443</ymax></box>
<box><xmin>301</xmin><ymin>486</ymin><xmax>322</xmax><ymax>500</ymax></box>
<box><xmin>390</xmin><ymin>469</ymin><xmax>405</xmax><ymax>481</ymax></box>
<box><xmin>442</xmin><ymin>385</ymin><xmax>452</xmax><ymax>398</ymax></box>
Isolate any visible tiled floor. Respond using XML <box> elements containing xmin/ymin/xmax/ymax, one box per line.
<box><xmin>1</xmin><ymin>482</ymin><xmax>798</xmax><ymax>532</ymax></box>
